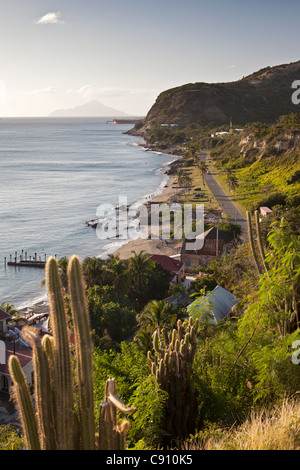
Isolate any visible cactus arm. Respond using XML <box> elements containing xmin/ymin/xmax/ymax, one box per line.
<box><xmin>8</xmin><ymin>355</ymin><xmax>41</xmax><ymax>450</ymax></box>
<box><xmin>46</xmin><ymin>256</ymin><xmax>74</xmax><ymax>449</ymax></box>
<box><xmin>107</xmin><ymin>394</ymin><xmax>136</xmax><ymax>414</ymax></box>
<box><xmin>68</xmin><ymin>255</ymin><xmax>95</xmax><ymax>450</ymax></box>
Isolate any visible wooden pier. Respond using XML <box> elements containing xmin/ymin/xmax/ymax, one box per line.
<box><xmin>7</xmin><ymin>260</ymin><xmax>46</xmax><ymax>268</ymax></box>
<box><xmin>4</xmin><ymin>251</ymin><xmax>56</xmax><ymax>268</ymax></box>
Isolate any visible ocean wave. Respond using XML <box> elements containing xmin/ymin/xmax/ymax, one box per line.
<box><xmin>15</xmin><ymin>292</ymin><xmax>48</xmax><ymax>311</ymax></box>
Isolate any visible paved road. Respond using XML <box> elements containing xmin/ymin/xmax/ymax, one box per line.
<box><xmin>201</xmin><ymin>152</ymin><xmax>248</xmax><ymax>241</ymax></box>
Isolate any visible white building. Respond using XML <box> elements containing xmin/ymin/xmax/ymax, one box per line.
<box><xmin>0</xmin><ymin>308</ymin><xmax>33</xmax><ymax>394</ymax></box>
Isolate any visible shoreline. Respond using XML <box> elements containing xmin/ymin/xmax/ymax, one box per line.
<box><xmin>11</xmin><ymin>141</ymin><xmax>182</xmax><ymax>317</ymax></box>
<box><xmin>113</xmin><ymin>156</ymin><xmax>185</xmax><ymax>260</ymax></box>
<box><xmin>14</xmin><ymin>150</ymin><xmax>184</xmax><ymax>316</ymax></box>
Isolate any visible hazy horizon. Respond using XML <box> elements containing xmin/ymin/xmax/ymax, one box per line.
<box><xmin>1</xmin><ymin>0</ymin><xmax>300</xmax><ymax>117</ymax></box>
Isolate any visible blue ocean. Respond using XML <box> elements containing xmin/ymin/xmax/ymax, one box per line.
<box><xmin>0</xmin><ymin>118</ymin><xmax>176</xmax><ymax>309</ymax></box>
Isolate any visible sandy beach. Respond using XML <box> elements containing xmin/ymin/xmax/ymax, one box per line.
<box><xmin>114</xmin><ymin>171</ymin><xmax>185</xmax><ymax>260</ymax></box>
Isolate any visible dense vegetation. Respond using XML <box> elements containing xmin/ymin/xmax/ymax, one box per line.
<box><xmin>209</xmin><ymin>113</ymin><xmax>300</xmax><ymax>211</ymax></box>
<box><xmin>15</xmin><ymin>212</ymin><xmax>297</xmax><ymax>450</ymax></box>
<box><xmin>1</xmin><ymin>112</ymin><xmax>299</xmax><ymax>450</ymax></box>
<box><xmin>82</xmin><ymin>215</ymin><xmax>300</xmax><ymax>450</ymax></box>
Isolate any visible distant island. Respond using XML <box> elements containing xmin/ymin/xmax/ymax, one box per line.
<box><xmin>49</xmin><ymin>99</ymin><xmax>129</xmax><ymax>117</ymax></box>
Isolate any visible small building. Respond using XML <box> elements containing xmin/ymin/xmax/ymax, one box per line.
<box><xmin>160</xmin><ymin>123</ymin><xmax>178</xmax><ymax>128</ymax></box>
<box><xmin>150</xmin><ymin>254</ymin><xmax>185</xmax><ymax>285</ymax></box>
<box><xmin>204</xmin><ymin>209</ymin><xmax>223</xmax><ymax>223</ymax></box>
<box><xmin>192</xmin><ymin>208</ymin><xmax>223</xmax><ymax>223</ymax></box>
<box><xmin>215</xmin><ymin>131</ymin><xmax>229</xmax><ymax>137</ymax></box>
<box><xmin>187</xmin><ymin>286</ymin><xmax>239</xmax><ymax>325</ymax></box>
<box><xmin>0</xmin><ymin>308</ymin><xmax>33</xmax><ymax>394</ymax></box>
<box><xmin>181</xmin><ymin>226</ymin><xmax>232</xmax><ymax>270</ymax></box>
<box><xmin>259</xmin><ymin>207</ymin><xmax>273</xmax><ymax>218</ymax></box>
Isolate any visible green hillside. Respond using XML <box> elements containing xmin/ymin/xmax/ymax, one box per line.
<box><xmin>210</xmin><ymin>113</ymin><xmax>300</xmax><ymax>211</ymax></box>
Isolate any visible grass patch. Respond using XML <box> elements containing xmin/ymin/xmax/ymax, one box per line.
<box><xmin>178</xmin><ymin>398</ymin><xmax>300</xmax><ymax>450</ymax></box>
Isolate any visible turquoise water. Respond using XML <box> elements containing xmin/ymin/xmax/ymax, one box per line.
<box><xmin>0</xmin><ymin>118</ymin><xmax>175</xmax><ymax>308</ymax></box>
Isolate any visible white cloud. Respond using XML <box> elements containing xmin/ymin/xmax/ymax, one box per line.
<box><xmin>36</xmin><ymin>12</ymin><xmax>65</xmax><ymax>25</ymax></box>
<box><xmin>27</xmin><ymin>86</ymin><xmax>58</xmax><ymax>96</ymax></box>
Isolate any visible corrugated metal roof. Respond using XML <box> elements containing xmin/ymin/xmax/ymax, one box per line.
<box><xmin>187</xmin><ymin>286</ymin><xmax>239</xmax><ymax>325</ymax></box>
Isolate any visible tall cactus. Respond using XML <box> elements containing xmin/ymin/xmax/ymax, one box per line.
<box><xmin>147</xmin><ymin>317</ymin><xmax>199</xmax><ymax>440</ymax></box>
<box><xmin>254</xmin><ymin>210</ymin><xmax>270</xmax><ymax>273</ymax></box>
<box><xmin>21</xmin><ymin>327</ymin><xmax>56</xmax><ymax>450</ymax></box>
<box><xmin>8</xmin><ymin>255</ymin><xmax>135</xmax><ymax>450</ymax></box>
<box><xmin>46</xmin><ymin>256</ymin><xmax>76</xmax><ymax>449</ymax></box>
<box><xmin>9</xmin><ymin>355</ymin><xmax>41</xmax><ymax>450</ymax></box>
<box><xmin>68</xmin><ymin>255</ymin><xmax>95</xmax><ymax>449</ymax></box>
<box><xmin>246</xmin><ymin>210</ymin><xmax>270</xmax><ymax>275</ymax></box>
<box><xmin>246</xmin><ymin>211</ymin><xmax>263</xmax><ymax>275</ymax></box>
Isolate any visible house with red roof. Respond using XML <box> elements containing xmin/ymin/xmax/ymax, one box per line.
<box><xmin>150</xmin><ymin>254</ymin><xmax>185</xmax><ymax>285</ymax></box>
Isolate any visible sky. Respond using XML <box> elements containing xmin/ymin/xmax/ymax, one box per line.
<box><xmin>0</xmin><ymin>0</ymin><xmax>300</xmax><ymax>117</ymax></box>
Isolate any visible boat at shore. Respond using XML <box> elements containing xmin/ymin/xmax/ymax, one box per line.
<box><xmin>112</xmin><ymin>119</ymin><xmax>143</xmax><ymax>124</ymax></box>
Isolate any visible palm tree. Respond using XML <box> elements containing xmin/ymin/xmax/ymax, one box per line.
<box><xmin>175</xmin><ymin>170</ymin><xmax>193</xmax><ymax>187</ymax></box>
<box><xmin>0</xmin><ymin>302</ymin><xmax>19</xmax><ymax>317</ymax></box>
<box><xmin>188</xmin><ymin>142</ymin><xmax>200</xmax><ymax>159</ymax></box>
<box><xmin>137</xmin><ymin>300</ymin><xmax>178</xmax><ymax>337</ymax></box>
<box><xmin>128</xmin><ymin>251</ymin><xmax>153</xmax><ymax>292</ymax></box>
<box><xmin>198</xmin><ymin>161</ymin><xmax>208</xmax><ymax>186</ymax></box>
<box><xmin>226</xmin><ymin>174</ymin><xmax>239</xmax><ymax>195</ymax></box>
<box><xmin>134</xmin><ymin>328</ymin><xmax>153</xmax><ymax>355</ymax></box>
<box><xmin>105</xmin><ymin>254</ymin><xmax>130</xmax><ymax>296</ymax></box>
<box><xmin>82</xmin><ymin>256</ymin><xmax>106</xmax><ymax>288</ymax></box>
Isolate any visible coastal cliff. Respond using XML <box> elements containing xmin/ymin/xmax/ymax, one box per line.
<box><xmin>129</xmin><ymin>60</ymin><xmax>300</xmax><ymax>138</ymax></box>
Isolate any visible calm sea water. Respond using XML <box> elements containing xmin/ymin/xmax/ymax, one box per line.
<box><xmin>0</xmin><ymin>118</ymin><xmax>176</xmax><ymax>309</ymax></box>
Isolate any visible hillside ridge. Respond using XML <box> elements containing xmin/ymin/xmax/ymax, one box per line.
<box><xmin>130</xmin><ymin>60</ymin><xmax>300</xmax><ymax>134</ymax></box>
